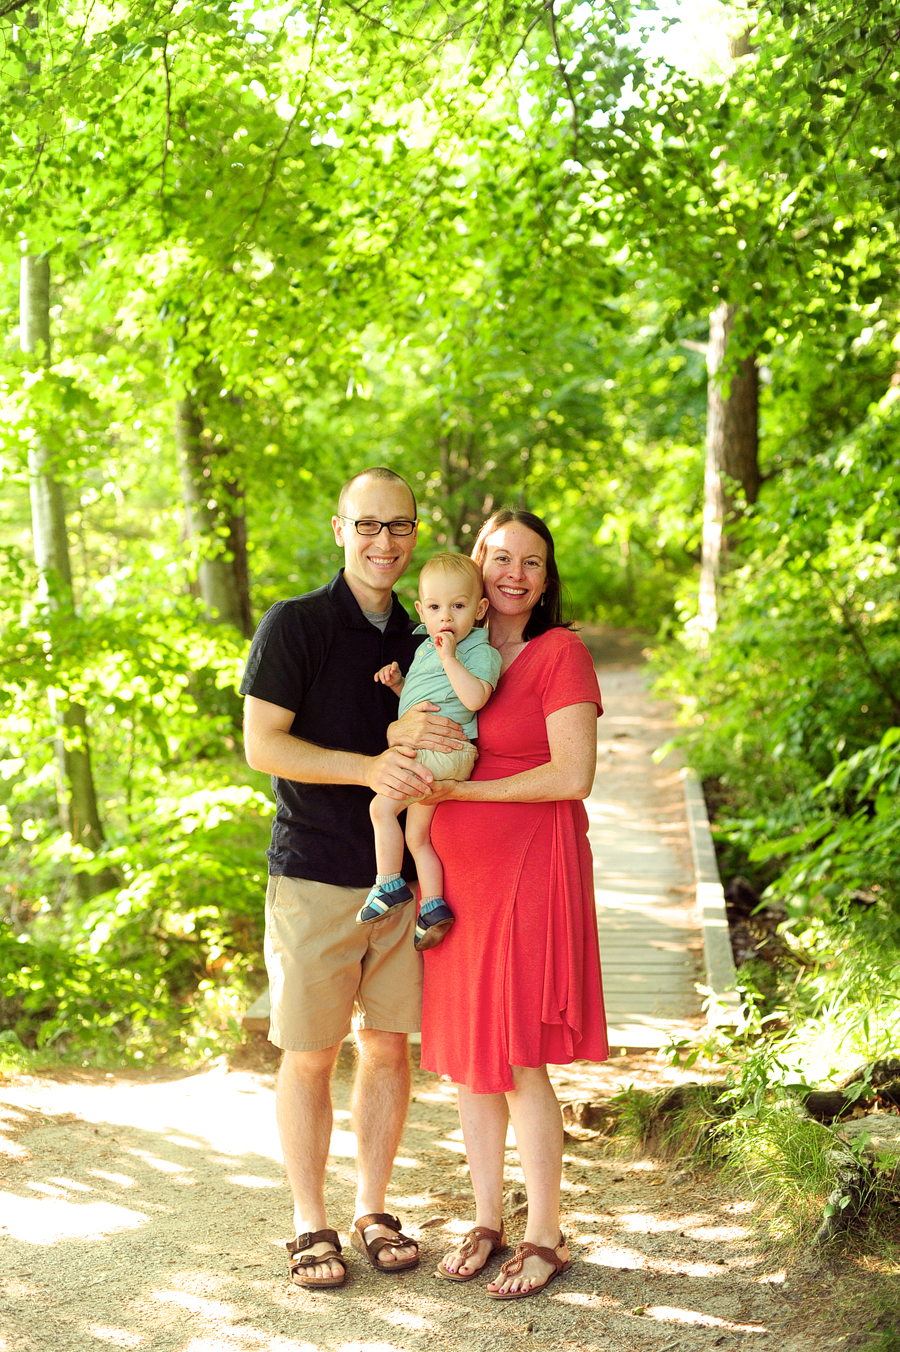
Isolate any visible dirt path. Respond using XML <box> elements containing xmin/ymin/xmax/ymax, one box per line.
<box><xmin>0</xmin><ymin>1047</ymin><xmax>858</xmax><ymax>1352</ymax></box>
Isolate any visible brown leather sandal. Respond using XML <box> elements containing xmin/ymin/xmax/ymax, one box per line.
<box><xmin>486</xmin><ymin>1234</ymin><xmax>571</xmax><ymax>1300</ymax></box>
<box><xmin>286</xmin><ymin>1229</ymin><xmax>347</xmax><ymax>1289</ymax></box>
<box><xmin>350</xmin><ymin>1212</ymin><xmax>419</xmax><ymax>1273</ymax></box>
<box><xmin>435</xmin><ymin>1225</ymin><xmax>507</xmax><ymax>1282</ymax></box>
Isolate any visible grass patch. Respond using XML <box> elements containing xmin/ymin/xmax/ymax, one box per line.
<box><xmin>608</xmin><ymin>1082</ymin><xmax>731</xmax><ymax>1164</ymax></box>
<box><xmin>722</xmin><ymin>1100</ymin><xmax>841</xmax><ymax>1246</ymax></box>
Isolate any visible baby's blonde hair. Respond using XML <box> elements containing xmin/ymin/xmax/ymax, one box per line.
<box><xmin>418</xmin><ymin>551</ymin><xmax>484</xmax><ymax>596</ymax></box>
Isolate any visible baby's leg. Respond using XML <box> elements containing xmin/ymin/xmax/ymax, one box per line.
<box><xmin>406</xmin><ymin>798</ymin><xmax>455</xmax><ymax>952</ymax></box>
<box><xmin>357</xmin><ymin>795</ymin><xmax>414</xmax><ymax>924</ymax></box>
<box><xmin>405</xmin><ymin>801</ymin><xmax>442</xmax><ymax>900</ymax></box>
<box><xmin>369</xmin><ymin>793</ymin><xmax>406</xmax><ymax>878</ymax></box>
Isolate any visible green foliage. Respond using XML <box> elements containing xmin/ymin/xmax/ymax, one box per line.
<box><xmin>0</xmin><ymin>779</ymin><xmax>272</xmax><ymax>1065</ymax></box>
<box><xmin>723</xmin><ymin>1098</ymin><xmax>844</xmax><ymax>1247</ymax></box>
<box><xmin>1</xmin><ymin>0</ymin><xmax>899</xmax><ymax>1066</ymax></box>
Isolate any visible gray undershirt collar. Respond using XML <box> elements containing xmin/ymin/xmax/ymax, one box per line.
<box><xmin>361</xmin><ymin>605</ymin><xmax>392</xmax><ymax>633</ymax></box>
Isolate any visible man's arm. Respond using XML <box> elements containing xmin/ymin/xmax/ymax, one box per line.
<box><xmin>244</xmin><ymin>696</ymin><xmax>434</xmax><ymax>800</ymax></box>
<box><xmin>386</xmin><ymin>702</ymin><xmax>470</xmax><ymax>753</ymax></box>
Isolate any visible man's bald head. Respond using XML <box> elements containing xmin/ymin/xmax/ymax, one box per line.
<box><xmin>338</xmin><ymin>467</ymin><xmax>416</xmax><ymax>520</ymax></box>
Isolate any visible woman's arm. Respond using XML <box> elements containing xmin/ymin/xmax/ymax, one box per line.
<box><xmin>424</xmin><ymin>702</ymin><xmax>597</xmax><ymax>805</ymax></box>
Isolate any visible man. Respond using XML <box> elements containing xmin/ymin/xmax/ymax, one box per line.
<box><xmin>240</xmin><ymin>467</ymin><xmax>465</xmax><ymax>1289</ymax></box>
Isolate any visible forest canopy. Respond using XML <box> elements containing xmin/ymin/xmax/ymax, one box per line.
<box><xmin>1</xmin><ymin>0</ymin><xmax>898</xmax><ymax>1078</ymax></box>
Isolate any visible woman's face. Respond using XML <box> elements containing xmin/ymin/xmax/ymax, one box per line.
<box><xmin>480</xmin><ymin>522</ymin><xmax>548</xmax><ymax>620</ymax></box>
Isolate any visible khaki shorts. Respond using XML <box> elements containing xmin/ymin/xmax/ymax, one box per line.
<box><xmin>264</xmin><ymin>875</ymin><xmax>423</xmax><ymax>1052</ymax></box>
<box><xmin>397</xmin><ymin>742</ymin><xmax>477</xmax><ymax>808</ymax></box>
<box><xmin>415</xmin><ymin>743</ymin><xmax>477</xmax><ymax>781</ymax></box>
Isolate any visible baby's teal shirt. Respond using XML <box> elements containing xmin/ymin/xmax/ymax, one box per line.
<box><xmin>397</xmin><ymin>626</ymin><xmax>502</xmax><ymax>739</ymax></box>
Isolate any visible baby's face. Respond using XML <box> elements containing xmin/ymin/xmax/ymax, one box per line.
<box><xmin>415</xmin><ymin>570</ymin><xmax>489</xmax><ymax>641</ymax></box>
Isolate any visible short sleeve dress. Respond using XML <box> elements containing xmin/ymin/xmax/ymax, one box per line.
<box><xmin>420</xmin><ymin>627</ymin><xmax>609</xmax><ymax>1095</ymax></box>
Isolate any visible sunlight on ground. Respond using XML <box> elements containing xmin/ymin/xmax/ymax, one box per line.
<box><xmin>85</xmin><ymin>1327</ymin><xmax>146</xmax><ymax>1348</ymax></box>
<box><xmin>0</xmin><ymin>1069</ymin><xmax>283</xmax><ymax>1163</ymax></box>
<box><xmin>180</xmin><ymin>1341</ymin><xmax>318</xmax><ymax>1352</ymax></box>
<box><xmin>335</xmin><ymin>1345</ymin><xmax>415</xmax><ymax>1352</ymax></box>
<box><xmin>645</xmin><ymin>1306</ymin><xmax>768</xmax><ymax>1333</ymax></box>
<box><xmin>123</xmin><ymin>1146</ymin><xmax>191</xmax><ymax>1174</ymax></box>
<box><xmin>151</xmin><ymin>1289</ymin><xmax>238</xmax><ymax>1318</ymax></box>
<box><xmin>329</xmin><ymin>1128</ymin><xmax>358</xmax><ymax>1157</ymax></box>
<box><xmin>1</xmin><ymin>1190</ymin><xmax>147</xmax><ymax>1243</ymax></box>
<box><xmin>88</xmin><ymin>1169</ymin><xmax>136</xmax><ymax>1187</ymax></box>
<box><xmin>225</xmin><ymin>1174</ymin><xmax>280</xmax><ymax>1188</ymax></box>
<box><xmin>380</xmin><ymin>1310</ymin><xmax>438</xmax><ymax>1332</ymax></box>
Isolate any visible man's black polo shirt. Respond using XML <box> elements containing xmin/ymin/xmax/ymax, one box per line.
<box><xmin>239</xmin><ymin>570</ymin><xmax>424</xmax><ymax>886</ymax></box>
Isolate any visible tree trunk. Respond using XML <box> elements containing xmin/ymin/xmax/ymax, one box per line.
<box><xmin>698</xmin><ymin>301</ymin><xmax>760</xmax><ymax>637</ymax></box>
<box><xmin>175</xmin><ymin>393</ymin><xmax>253</xmax><ymax>637</ymax></box>
<box><xmin>21</xmin><ymin>253</ymin><xmax>113</xmax><ymax>893</ymax></box>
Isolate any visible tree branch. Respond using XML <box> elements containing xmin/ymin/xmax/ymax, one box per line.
<box><xmin>0</xmin><ymin>0</ymin><xmax>30</xmax><ymax>19</ymax></box>
<box><xmin>832</xmin><ymin>22</ymin><xmax>900</xmax><ymax>157</ymax></box>
<box><xmin>159</xmin><ymin>33</ymin><xmax>172</xmax><ymax>218</ymax></box>
<box><xmin>338</xmin><ymin>0</ymin><xmax>442</xmax><ymax>45</ymax></box>
<box><xmin>237</xmin><ymin>0</ymin><xmax>326</xmax><ymax>249</ymax></box>
<box><xmin>547</xmin><ymin>0</ymin><xmax>579</xmax><ymax>164</ymax></box>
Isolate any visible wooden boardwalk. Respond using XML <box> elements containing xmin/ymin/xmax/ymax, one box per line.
<box><xmin>589</xmin><ymin>661</ymin><xmax>705</xmax><ymax>1051</ymax></box>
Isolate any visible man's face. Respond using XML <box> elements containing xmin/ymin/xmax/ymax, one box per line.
<box><xmin>332</xmin><ymin>477</ymin><xmax>418</xmax><ymax>606</ymax></box>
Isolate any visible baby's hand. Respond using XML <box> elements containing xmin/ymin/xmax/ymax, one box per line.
<box><xmin>375</xmin><ymin>661</ymin><xmax>404</xmax><ymax>693</ymax></box>
<box><xmin>433</xmin><ymin>631</ymin><xmax>457</xmax><ymax>661</ymax></box>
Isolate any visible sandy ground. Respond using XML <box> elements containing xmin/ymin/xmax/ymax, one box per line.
<box><xmin>0</xmin><ymin>1045</ymin><xmax>873</xmax><ymax>1352</ymax></box>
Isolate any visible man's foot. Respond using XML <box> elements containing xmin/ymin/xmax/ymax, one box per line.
<box><xmin>351</xmin><ymin>1212</ymin><xmax>419</xmax><ymax>1272</ymax></box>
<box><xmin>286</xmin><ymin>1229</ymin><xmax>347</xmax><ymax>1288</ymax></box>
<box><xmin>436</xmin><ymin>1224</ymin><xmax>506</xmax><ymax>1281</ymax></box>
<box><xmin>356</xmin><ymin>878</ymin><xmax>414</xmax><ymax>924</ymax></box>
<box><xmin>486</xmin><ymin>1236</ymin><xmax>571</xmax><ymax>1299</ymax></box>
<box><xmin>414</xmin><ymin>898</ymin><xmax>455</xmax><ymax>951</ymax></box>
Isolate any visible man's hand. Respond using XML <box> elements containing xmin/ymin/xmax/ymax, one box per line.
<box><xmin>386</xmin><ymin>701</ymin><xmax>468</xmax><ymax>754</ymax></box>
<box><xmin>433</xmin><ymin>631</ymin><xmax>457</xmax><ymax>661</ymax></box>
<box><xmin>374</xmin><ymin>661</ymin><xmax>404</xmax><ymax>694</ymax></box>
<box><xmin>365</xmin><ymin>746</ymin><xmax>433</xmax><ymax>801</ymax></box>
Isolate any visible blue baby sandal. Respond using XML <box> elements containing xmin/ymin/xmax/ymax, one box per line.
<box><xmin>356</xmin><ymin>877</ymin><xmax>414</xmax><ymax>924</ymax></box>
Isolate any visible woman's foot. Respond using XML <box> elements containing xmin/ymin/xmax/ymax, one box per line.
<box><xmin>486</xmin><ymin>1236</ymin><xmax>570</xmax><ymax>1298</ymax></box>
<box><xmin>438</xmin><ymin>1224</ymin><xmax>506</xmax><ymax>1280</ymax></box>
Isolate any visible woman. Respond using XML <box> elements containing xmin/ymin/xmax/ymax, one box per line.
<box><xmin>420</xmin><ymin>509</ymin><xmax>608</xmax><ymax>1300</ymax></box>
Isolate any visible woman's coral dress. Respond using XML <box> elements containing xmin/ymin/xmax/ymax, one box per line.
<box><xmin>421</xmin><ymin>627</ymin><xmax>609</xmax><ymax>1095</ymax></box>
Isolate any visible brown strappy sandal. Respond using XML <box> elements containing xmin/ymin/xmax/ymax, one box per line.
<box><xmin>286</xmin><ymin>1229</ymin><xmax>347</xmax><ymax>1289</ymax></box>
<box><xmin>486</xmin><ymin>1234</ymin><xmax>571</xmax><ymax>1300</ymax></box>
<box><xmin>435</xmin><ymin>1225</ymin><xmax>508</xmax><ymax>1282</ymax></box>
<box><xmin>350</xmin><ymin>1212</ymin><xmax>419</xmax><ymax>1273</ymax></box>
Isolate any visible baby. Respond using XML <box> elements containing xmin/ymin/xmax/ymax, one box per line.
<box><xmin>357</xmin><ymin>552</ymin><xmax>502</xmax><ymax>950</ymax></box>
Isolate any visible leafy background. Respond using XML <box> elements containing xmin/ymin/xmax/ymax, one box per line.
<box><xmin>1</xmin><ymin>0</ymin><xmax>898</xmax><ymax>1085</ymax></box>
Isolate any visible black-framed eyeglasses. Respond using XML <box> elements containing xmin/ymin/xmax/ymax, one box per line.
<box><xmin>338</xmin><ymin>516</ymin><xmax>417</xmax><ymax>536</ymax></box>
